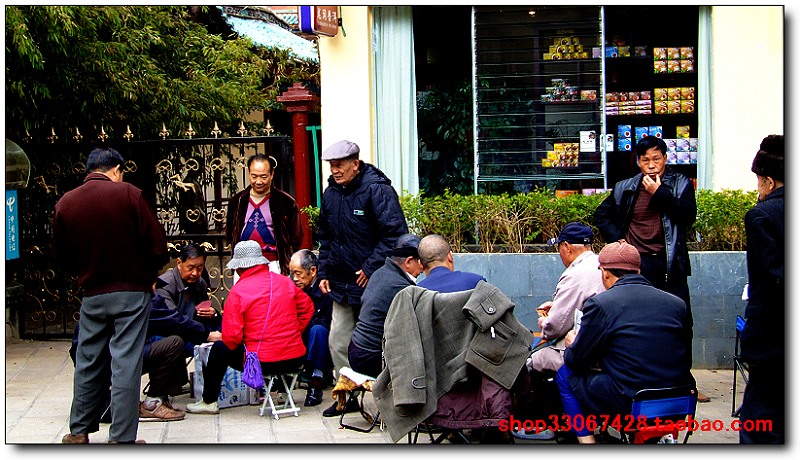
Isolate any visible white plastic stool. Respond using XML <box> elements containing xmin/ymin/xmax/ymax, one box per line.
<box><xmin>258</xmin><ymin>373</ymin><xmax>301</xmax><ymax>420</ymax></box>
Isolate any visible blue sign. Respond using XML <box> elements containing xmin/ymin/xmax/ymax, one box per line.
<box><xmin>6</xmin><ymin>190</ymin><xmax>20</xmax><ymax>260</ymax></box>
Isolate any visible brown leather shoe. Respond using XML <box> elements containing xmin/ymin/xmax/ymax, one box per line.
<box><xmin>62</xmin><ymin>433</ymin><xmax>89</xmax><ymax>444</ymax></box>
<box><xmin>139</xmin><ymin>400</ymin><xmax>185</xmax><ymax>422</ymax></box>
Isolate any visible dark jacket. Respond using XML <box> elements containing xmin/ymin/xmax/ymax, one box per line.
<box><xmin>564</xmin><ymin>274</ymin><xmax>694</xmax><ymax>416</ymax></box>
<box><xmin>225</xmin><ymin>185</ymin><xmax>302</xmax><ymax>275</ymax></box>
<box><xmin>351</xmin><ymin>257</ymin><xmax>416</xmax><ymax>353</ymax></box>
<box><xmin>317</xmin><ymin>163</ymin><xmax>408</xmax><ymax>306</ymax></box>
<box><xmin>53</xmin><ymin>173</ymin><xmax>168</xmax><ymax>296</ymax></box>
<box><xmin>594</xmin><ymin>168</ymin><xmax>696</xmax><ymax>277</ymax></box>
<box><xmin>304</xmin><ymin>278</ymin><xmax>333</xmax><ymax>331</ymax></box>
<box><xmin>741</xmin><ymin>186</ymin><xmax>784</xmax><ymax>365</ymax></box>
<box><xmin>156</xmin><ymin>266</ymin><xmax>211</xmax><ymax>319</ymax></box>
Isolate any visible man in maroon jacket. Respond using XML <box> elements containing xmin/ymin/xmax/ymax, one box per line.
<box><xmin>54</xmin><ymin>147</ymin><xmax>168</xmax><ymax>444</ymax></box>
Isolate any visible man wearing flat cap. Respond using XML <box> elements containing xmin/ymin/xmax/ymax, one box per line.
<box><xmin>739</xmin><ymin>134</ymin><xmax>784</xmax><ymax>444</ymax></box>
<box><xmin>316</xmin><ymin>140</ymin><xmax>408</xmax><ymax>415</ymax></box>
<box><xmin>347</xmin><ymin>234</ymin><xmax>423</xmax><ymax>382</ymax></box>
<box><xmin>556</xmin><ymin>241</ymin><xmax>694</xmax><ymax>444</ymax></box>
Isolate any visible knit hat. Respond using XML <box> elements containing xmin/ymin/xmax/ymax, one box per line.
<box><xmin>322</xmin><ymin>140</ymin><xmax>360</xmax><ymax>161</ymax></box>
<box><xmin>389</xmin><ymin>234</ymin><xmax>421</xmax><ymax>258</ymax></box>
<box><xmin>226</xmin><ymin>240</ymin><xmax>269</xmax><ymax>270</ymax></box>
<box><xmin>751</xmin><ymin>134</ymin><xmax>784</xmax><ymax>182</ymax></box>
<box><xmin>598</xmin><ymin>241</ymin><xmax>641</xmax><ymax>273</ymax></box>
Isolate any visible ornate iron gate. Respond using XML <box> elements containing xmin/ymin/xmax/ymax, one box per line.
<box><xmin>6</xmin><ymin>133</ymin><xmax>292</xmax><ymax>339</ymax></box>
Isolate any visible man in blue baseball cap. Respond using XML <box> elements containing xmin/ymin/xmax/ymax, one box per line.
<box><xmin>513</xmin><ymin>222</ymin><xmax>605</xmax><ymax>441</ymax></box>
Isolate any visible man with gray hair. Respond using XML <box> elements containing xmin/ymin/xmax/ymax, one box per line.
<box><xmin>55</xmin><ymin>147</ymin><xmax>168</xmax><ymax>443</ymax></box>
<box><xmin>289</xmin><ymin>248</ymin><xmax>333</xmax><ymax>407</ymax></box>
<box><xmin>316</xmin><ymin>140</ymin><xmax>408</xmax><ymax>415</ymax></box>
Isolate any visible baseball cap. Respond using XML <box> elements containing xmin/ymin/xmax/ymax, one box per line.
<box><xmin>547</xmin><ymin>222</ymin><xmax>593</xmax><ymax>245</ymax></box>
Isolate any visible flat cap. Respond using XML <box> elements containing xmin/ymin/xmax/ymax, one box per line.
<box><xmin>322</xmin><ymin>140</ymin><xmax>360</xmax><ymax>161</ymax></box>
<box><xmin>598</xmin><ymin>241</ymin><xmax>640</xmax><ymax>273</ymax></box>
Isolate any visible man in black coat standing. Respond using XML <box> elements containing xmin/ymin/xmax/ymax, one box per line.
<box><xmin>739</xmin><ymin>135</ymin><xmax>784</xmax><ymax>444</ymax></box>
<box><xmin>316</xmin><ymin>140</ymin><xmax>408</xmax><ymax>416</ymax></box>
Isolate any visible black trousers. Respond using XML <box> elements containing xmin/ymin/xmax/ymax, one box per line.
<box><xmin>143</xmin><ymin>335</ymin><xmax>188</xmax><ymax>398</ymax></box>
<box><xmin>739</xmin><ymin>364</ymin><xmax>785</xmax><ymax>444</ymax></box>
<box><xmin>639</xmin><ymin>253</ymin><xmax>692</xmax><ymax>324</ymax></box>
<box><xmin>347</xmin><ymin>340</ymin><xmax>382</xmax><ymax>379</ymax></box>
<box><xmin>201</xmin><ymin>341</ymin><xmax>305</xmax><ymax>404</ymax></box>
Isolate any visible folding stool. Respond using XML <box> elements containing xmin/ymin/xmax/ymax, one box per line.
<box><xmin>259</xmin><ymin>372</ymin><xmax>301</xmax><ymax>420</ymax></box>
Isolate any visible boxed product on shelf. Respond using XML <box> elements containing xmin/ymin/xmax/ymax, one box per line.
<box><xmin>653</xmin><ymin>47</ymin><xmax>667</xmax><ymax>60</ymax></box>
<box><xmin>690</xmin><ymin>151</ymin><xmax>698</xmax><ymax>164</ymax></box>
<box><xmin>618</xmin><ymin>138</ymin><xmax>632</xmax><ymax>151</ymax></box>
<box><xmin>618</xmin><ymin>125</ymin><xmax>632</xmax><ymax>138</ymax></box>
<box><xmin>640</xmin><ymin>91</ymin><xmax>652</xmax><ymax>101</ymax></box>
<box><xmin>681</xmin><ymin>60</ymin><xmax>695</xmax><ymax>73</ymax></box>
<box><xmin>654</xmin><ymin>60</ymin><xmax>668</xmax><ymax>73</ymax></box>
<box><xmin>676</xmin><ymin>138</ymin><xmax>690</xmax><ymax>152</ymax></box>
<box><xmin>665</xmin><ymin>138</ymin><xmax>678</xmax><ymax>151</ymax></box>
<box><xmin>606</xmin><ymin>134</ymin><xmax>615</xmax><ymax>151</ymax></box>
<box><xmin>667</xmin><ymin>60</ymin><xmax>681</xmax><ymax>73</ymax></box>
<box><xmin>606</xmin><ymin>92</ymin><xmax>618</xmax><ymax>102</ymax></box>
<box><xmin>634</xmin><ymin>108</ymin><xmax>651</xmax><ymax>115</ymax></box>
<box><xmin>677</xmin><ymin>151</ymin><xmax>691</xmax><ymax>164</ymax></box>
<box><xmin>618</xmin><ymin>92</ymin><xmax>629</xmax><ymax>102</ymax></box>
<box><xmin>635</xmin><ymin>126</ymin><xmax>649</xmax><ymax>142</ymax></box>
<box><xmin>655</xmin><ymin>101</ymin><xmax>669</xmax><ymax>114</ymax></box>
<box><xmin>680</xmin><ymin>100</ymin><xmax>695</xmax><ymax>113</ymax></box>
<box><xmin>580</xmin><ymin>90</ymin><xmax>597</xmax><ymax>100</ymax></box>
<box><xmin>667</xmin><ymin>100</ymin><xmax>681</xmax><ymax>114</ymax></box>
<box><xmin>667</xmin><ymin>151</ymin><xmax>678</xmax><ymax>164</ymax></box>
<box><xmin>635</xmin><ymin>99</ymin><xmax>652</xmax><ymax>106</ymax></box>
<box><xmin>668</xmin><ymin>87</ymin><xmax>682</xmax><ymax>100</ymax></box>
<box><xmin>676</xmin><ymin>126</ymin><xmax>691</xmax><ymax>138</ymax></box>
<box><xmin>618</xmin><ymin>46</ymin><xmax>630</xmax><ymax>57</ymax></box>
<box><xmin>680</xmin><ymin>46</ymin><xmax>694</xmax><ymax>60</ymax></box>
<box><xmin>688</xmin><ymin>138</ymin><xmax>698</xmax><ymax>152</ymax></box>
<box><xmin>553</xmin><ymin>142</ymin><xmax>579</xmax><ymax>168</ymax></box>
<box><xmin>592</xmin><ymin>47</ymin><xmax>602</xmax><ymax>58</ymax></box>
<box><xmin>654</xmin><ymin>88</ymin><xmax>669</xmax><ymax>101</ymax></box>
<box><xmin>667</xmin><ymin>47</ymin><xmax>681</xmax><ymax>60</ymax></box>
<box><xmin>635</xmin><ymin>46</ymin><xmax>648</xmax><ymax>57</ymax></box>
<box><xmin>606</xmin><ymin>46</ymin><xmax>619</xmax><ymax>58</ymax></box>
<box><xmin>681</xmin><ymin>87</ymin><xmax>695</xmax><ymax>100</ymax></box>
<box><xmin>649</xmin><ymin>126</ymin><xmax>663</xmax><ymax>138</ymax></box>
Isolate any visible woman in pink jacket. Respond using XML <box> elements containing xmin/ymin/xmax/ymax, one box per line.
<box><xmin>187</xmin><ymin>240</ymin><xmax>314</xmax><ymax>414</ymax></box>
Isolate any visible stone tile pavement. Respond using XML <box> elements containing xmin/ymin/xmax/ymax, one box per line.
<box><xmin>3</xmin><ymin>337</ymin><xmax>752</xmax><ymax>446</ymax></box>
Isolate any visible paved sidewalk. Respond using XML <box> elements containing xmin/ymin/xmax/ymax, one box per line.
<box><xmin>5</xmin><ymin>338</ymin><xmax>743</xmax><ymax>445</ymax></box>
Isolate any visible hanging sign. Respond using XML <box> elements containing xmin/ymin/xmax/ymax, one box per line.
<box><xmin>6</xmin><ymin>190</ymin><xmax>19</xmax><ymax>260</ymax></box>
<box><xmin>299</xmin><ymin>6</ymin><xmax>339</xmax><ymax>37</ymax></box>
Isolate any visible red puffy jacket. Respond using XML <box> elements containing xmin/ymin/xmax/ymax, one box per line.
<box><xmin>222</xmin><ymin>265</ymin><xmax>314</xmax><ymax>362</ymax></box>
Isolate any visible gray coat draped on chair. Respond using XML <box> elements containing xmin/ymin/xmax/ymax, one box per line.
<box><xmin>372</xmin><ymin>281</ymin><xmax>531</xmax><ymax>442</ymax></box>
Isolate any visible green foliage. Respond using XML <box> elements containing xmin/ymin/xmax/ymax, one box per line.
<box><xmin>693</xmin><ymin>189</ymin><xmax>757</xmax><ymax>251</ymax></box>
<box><xmin>300</xmin><ymin>205</ymin><xmax>320</xmax><ymax>232</ymax></box>
<box><xmin>5</xmin><ymin>6</ymin><xmax>319</xmax><ymax>140</ymax></box>
<box><xmin>305</xmin><ymin>189</ymin><xmax>756</xmax><ymax>252</ymax></box>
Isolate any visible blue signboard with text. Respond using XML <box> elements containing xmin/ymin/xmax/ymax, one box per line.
<box><xmin>6</xmin><ymin>190</ymin><xmax>20</xmax><ymax>260</ymax></box>
<box><xmin>299</xmin><ymin>6</ymin><xmax>339</xmax><ymax>37</ymax></box>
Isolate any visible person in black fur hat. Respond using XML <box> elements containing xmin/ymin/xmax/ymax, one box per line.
<box><xmin>739</xmin><ymin>134</ymin><xmax>784</xmax><ymax>444</ymax></box>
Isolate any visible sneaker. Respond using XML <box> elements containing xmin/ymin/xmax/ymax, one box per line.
<box><xmin>511</xmin><ymin>428</ymin><xmax>556</xmax><ymax>441</ymax></box>
<box><xmin>62</xmin><ymin>433</ymin><xmax>89</xmax><ymax>444</ymax></box>
<box><xmin>185</xmin><ymin>400</ymin><xmax>220</xmax><ymax>415</ymax></box>
<box><xmin>139</xmin><ymin>400</ymin><xmax>185</xmax><ymax>422</ymax></box>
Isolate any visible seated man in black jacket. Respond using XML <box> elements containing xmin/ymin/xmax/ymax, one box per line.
<box><xmin>322</xmin><ymin>234</ymin><xmax>422</xmax><ymax>417</ymax></box>
<box><xmin>70</xmin><ymin>279</ymin><xmax>221</xmax><ymax>422</ymax></box>
<box><xmin>556</xmin><ymin>241</ymin><xmax>694</xmax><ymax>443</ymax></box>
<box><xmin>289</xmin><ymin>248</ymin><xmax>334</xmax><ymax>407</ymax></box>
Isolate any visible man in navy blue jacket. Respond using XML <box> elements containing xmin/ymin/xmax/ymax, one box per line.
<box><xmin>417</xmin><ymin>234</ymin><xmax>486</xmax><ymax>293</ymax></box>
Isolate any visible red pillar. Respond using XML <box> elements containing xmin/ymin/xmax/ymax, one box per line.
<box><xmin>277</xmin><ymin>83</ymin><xmax>320</xmax><ymax>250</ymax></box>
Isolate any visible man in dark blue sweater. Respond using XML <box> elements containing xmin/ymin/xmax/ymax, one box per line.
<box><xmin>417</xmin><ymin>234</ymin><xmax>486</xmax><ymax>293</ymax></box>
